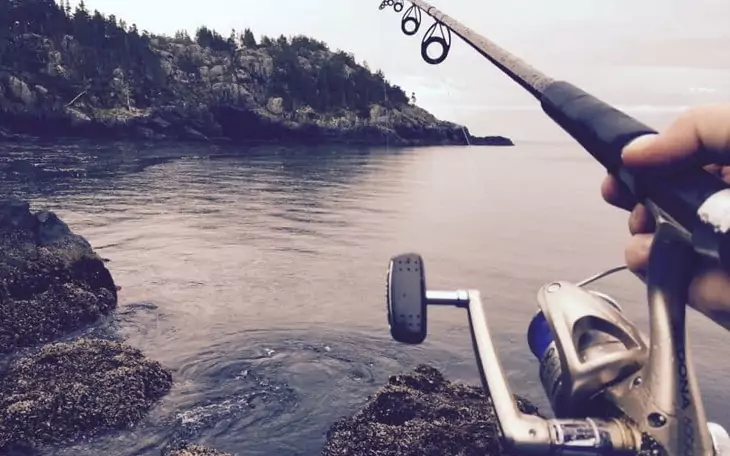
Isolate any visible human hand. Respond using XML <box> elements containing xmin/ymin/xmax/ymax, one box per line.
<box><xmin>600</xmin><ymin>104</ymin><xmax>730</xmax><ymax>329</ymax></box>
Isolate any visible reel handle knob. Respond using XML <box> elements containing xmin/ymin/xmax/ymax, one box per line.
<box><xmin>386</xmin><ymin>253</ymin><xmax>428</xmax><ymax>344</ymax></box>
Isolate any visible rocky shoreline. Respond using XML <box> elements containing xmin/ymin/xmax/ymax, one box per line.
<box><xmin>0</xmin><ymin>98</ymin><xmax>513</xmax><ymax>148</ymax></box>
<box><xmin>0</xmin><ymin>197</ymin><xmax>173</xmax><ymax>454</ymax></box>
<box><xmin>4</xmin><ymin>196</ymin><xmax>654</xmax><ymax>456</ymax></box>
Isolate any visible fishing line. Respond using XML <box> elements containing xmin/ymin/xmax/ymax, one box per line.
<box><xmin>434</xmin><ymin>62</ymin><xmax>471</xmax><ymax>146</ymax></box>
<box><xmin>389</xmin><ymin>0</ymin><xmax>470</xmax><ymax>145</ymax></box>
<box><xmin>383</xmin><ymin>80</ymin><xmax>390</xmax><ymax>153</ymax></box>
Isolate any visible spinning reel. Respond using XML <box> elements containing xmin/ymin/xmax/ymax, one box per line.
<box><xmin>385</xmin><ymin>223</ymin><xmax>730</xmax><ymax>455</ymax></box>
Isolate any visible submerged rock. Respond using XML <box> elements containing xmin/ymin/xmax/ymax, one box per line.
<box><xmin>0</xmin><ymin>338</ymin><xmax>173</xmax><ymax>452</ymax></box>
<box><xmin>164</xmin><ymin>444</ymin><xmax>234</xmax><ymax>456</ymax></box>
<box><xmin>322</xmin><ymin>365</ymin><xmax>540</xmax><ymax>456</ymax></box>
<box><xmin>0</xmin><ymin>197</ymin><xmax>117</xmax><ymax>353</ymax></box>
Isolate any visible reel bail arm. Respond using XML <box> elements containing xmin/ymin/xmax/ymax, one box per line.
<box><xmin>466</xmin><ymin>288</ymin><xmax>640</xmax><ymax>454</ymax></box>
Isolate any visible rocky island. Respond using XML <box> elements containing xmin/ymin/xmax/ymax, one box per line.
<box><xmin>0</xmin><ymin>0</ymin><xmax>513</xmax><ymax>147</ymax></box>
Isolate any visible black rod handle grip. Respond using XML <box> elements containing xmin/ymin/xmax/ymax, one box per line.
<box><xmin>540</xmin><ymin>80</ymin><xmax>730</xmax><ymax>271</ymax></box>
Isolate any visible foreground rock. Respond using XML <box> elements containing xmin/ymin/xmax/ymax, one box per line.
<box><xmin>322</xmin><ymin>365</ymin><xmax>540</xmax><ymax>456</ymax></box>
<box><xmin>0</xmin><ymin>197</ymin><xmax>117</xmax><ymax>353</ymax></box>
<box><xmin>0</xmin><ymin>338</ymin><xmax>173</xmax><ymax>453</ymax></box>
<box><xmin>164</xmin><ymin>444</ymin><xmax>234</xmax><ymax>456</ymax></box>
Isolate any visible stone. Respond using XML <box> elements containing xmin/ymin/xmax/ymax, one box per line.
<box><xmin>0</xmin><ymin>197</ymin><xmax>117</xmax><ymax>353</ymax></box>
<box><xmin>0</xmin><ymin>338</ymin><xmax>173</xmax><ymax>452</ymax></box>
<box><xmin>266</xmin><ymin>97</ymin><xmax>285</xmax><ymax>115</ymax></box>
<box><xmin>322</xmin><ymin>365</ymin><xmax>540</xmax><ymax>456</ymax></box>
<box><xmin>6</xmin><ymin>76</ymin><xmax>35</xmax><ymax>105</ymax></box>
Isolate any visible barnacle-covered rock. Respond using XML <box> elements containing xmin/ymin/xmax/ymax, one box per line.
<box><xmin>322</xmin><ymin>365</ymin><xmax>540</xmax><ymax>456</ymax></box>
<box><xmin>0</xmin><ymin>338</ymin><xmax>173</xmax><ymax>452</ymax></box>
<box><xmin>0</xmin><ymin>196</ymin><xmax>117</xmax><ymax>353</ymax></box>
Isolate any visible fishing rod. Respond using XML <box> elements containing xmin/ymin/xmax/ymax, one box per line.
<box><xmin>379</xmin><ymin>0</ymin><xmax>730</xmax><ymax>455</ymax></box>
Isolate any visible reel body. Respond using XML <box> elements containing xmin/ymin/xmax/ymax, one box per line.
<box><xmin>527</xmin><ymin>282</ymin><xmax>648</xmax><ymax>418</ymax></box>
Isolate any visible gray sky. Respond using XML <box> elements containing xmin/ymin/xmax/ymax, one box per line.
<box><xmin>71</xmin><ymin>0</ymin><xmax>730</xmax><ymax>140</ymax></box>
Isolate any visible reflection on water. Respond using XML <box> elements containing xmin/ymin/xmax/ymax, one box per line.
<box><xmin>1</xmin><ymin>139</ymin><xmax>729</xmax><ymax>455</ymax></box>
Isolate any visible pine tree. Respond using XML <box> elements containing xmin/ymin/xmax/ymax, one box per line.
<box><xmin>242</xmin><ymin>28</ymin><xmax>256</xmax><ymax>48</ymax></box>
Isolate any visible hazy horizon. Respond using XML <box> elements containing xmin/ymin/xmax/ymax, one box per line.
<box><xmin>67</xmin><ymin>0</ymin><xmax>730</xmax><ymax>141</ymax></box>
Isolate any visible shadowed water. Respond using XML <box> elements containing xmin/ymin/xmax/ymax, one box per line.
<box><xmin>1</xmin><ymin>139</ymin><xmax>729</xmax><ymax>455</ymax></box>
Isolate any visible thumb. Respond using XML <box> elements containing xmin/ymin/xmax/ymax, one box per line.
<box><xmin>622</xmin><ymin>104</ymin><xmax>730</xmax><ymax>168</ymax></box>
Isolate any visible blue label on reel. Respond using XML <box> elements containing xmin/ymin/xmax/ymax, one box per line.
<box><xmin>527</xmin><ymin>310</ymin><xmax>554</xmax><ymax>360</ymax></box>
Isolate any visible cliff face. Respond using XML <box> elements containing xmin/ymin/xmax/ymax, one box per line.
<box><xmin>0</xmin><ymin>0</ymin><xmax>513</xmax><ymax>146</ymax></box>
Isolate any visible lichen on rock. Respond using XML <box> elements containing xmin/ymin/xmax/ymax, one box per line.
<box><xmin>322</xmin><ymin>364</ymin><xmax>541</xmax><ymax>456</ymax></box>
<box><xmin>0</xmin><ymin>196</ymin><xmax>118</xmax><ymax>353</ymax></box>
<box><xmin>0</xmin><ymin>338</ymin><xmax>173</xmax><ymax>452</ymax></box>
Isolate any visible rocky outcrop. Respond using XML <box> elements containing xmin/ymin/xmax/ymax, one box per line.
<box><xmin>0</xmin><ymin>20</ymin><xmax>513</xmax><ymax>146</ymax></box>
<box><xmin>322</xmin><ymin>365</ymin><xmax>540</xmax><ymax>456</ymax></box>
<box><xmin>0</xmin><ymin>196</ymin><xmax>117</xmax><ymax>353</ymax></box>
<box><xmin>0</xmin><ymin>338</ymin><xmax>173</xmax><ymax>452</ymax></box>
<box><xmin>0</xmin><ymin>197</ymin><xmax>174</xmax><ymax>454</ymax></box>
<box><xmin>472</xmin><ymin>135</ymin><xmax>513</xmax><ymax>146</ymax></box>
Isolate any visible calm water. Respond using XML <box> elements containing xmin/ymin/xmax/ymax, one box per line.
<box><xmin>1</xmin><ymin>139</ymin><xmax>729</xmax><ymax>455</ymax></box>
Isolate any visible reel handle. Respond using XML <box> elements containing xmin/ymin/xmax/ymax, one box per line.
<box><xmin>385</xmin><ymin>253</ymin><xmax>641</xmax><ymax>455</ymax></box>
<box><xmin>386</xmin><ymin>253</ymin><xmax>427</xmax><ymax>344</ymax></box>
